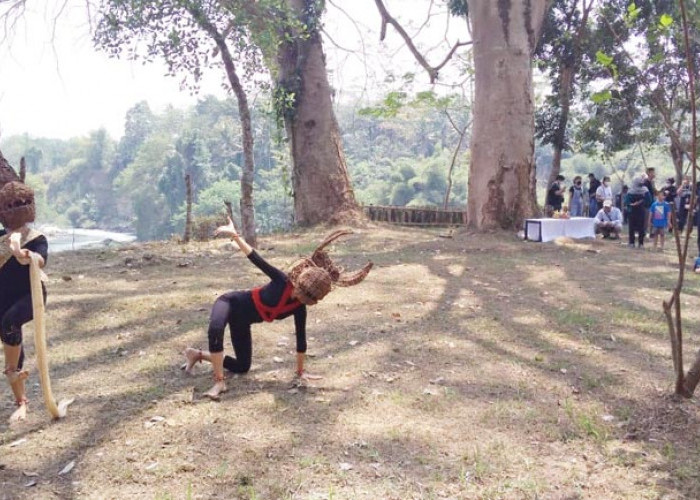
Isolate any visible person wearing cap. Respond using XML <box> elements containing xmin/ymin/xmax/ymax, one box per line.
<box><xmin>594</xmin><ymin>199</ymin><xmax>623</xmax><ymax>239</ymax></box>
<box><xmin>0</xmin><ymin>157</ymin><xmax>48</xmax><ymax>423</ymax></box>
<box><xmin>182</xmin><ymin>217</ymin><xmax>372</xmax><ymax>400</ymax></box>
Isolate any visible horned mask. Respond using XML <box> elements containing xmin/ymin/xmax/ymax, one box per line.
<box><xmin>0</xmin><ymin>152</ymin><xmax>35</xmax><ymax>230</ymax></box>
<box><xmin>288</xmin><ymin>230</ymin><xmax>373</xmax><ymax>304</ymax></box>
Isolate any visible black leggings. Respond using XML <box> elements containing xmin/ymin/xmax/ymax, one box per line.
<box><xmin>208</xmin><ymin>291</ymin><xmax>256</xmax><ymax>373</ymax></box>
<box><xmin>628</xmin><ymin>210</ymin><xmax>646</xmax><ymax>246</ymax></box>
<box><xmin>0</xmin><ymin>290</ymin><xmax>46</xmax><ymax>370</ymax></box>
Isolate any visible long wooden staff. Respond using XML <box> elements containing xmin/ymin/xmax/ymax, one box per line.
<box><xmin>29</xmin><ymin>253</ymin><xmax>74</xmax><ymax>418</ymax></box>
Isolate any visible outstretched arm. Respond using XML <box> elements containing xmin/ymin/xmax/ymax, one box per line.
<box><xmin>9</xmin><ymin>233</ymin><xmax>45</xmax><ymax>268</ymax></box>
<box><xmin>214</xmin><ymin>217</ymin><xmax>253</xmax><ymax>256</ymax></box>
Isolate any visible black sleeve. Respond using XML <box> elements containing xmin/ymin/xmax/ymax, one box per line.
<box><xmin>293</xmin><ymin>306</ymin><xmax>307</xmax><ymax>353</ymax></box>
<box><xmin>26</xmin><ymin>235</ymin><xmax>49</xmax><ymax>265</ymax></box>
<box><xmin>247</xmin><ymin>250</ymin><xmax>286</xmax><ymax>282</ymax></box>
<box><xmin>0</xmin><ymin>229</ymin><xmax>5</xmax><ymax>237</ymax></box>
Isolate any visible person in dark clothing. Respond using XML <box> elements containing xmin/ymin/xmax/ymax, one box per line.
<box><xmin>661</xmin><ymin>177</ymin><xmax>678</xmax><ymax>233</ymax></box>
<box><xmin>643</xmin><ymin>168</ymin><xmax>657</xmax><ymax>196</ymax></box>
<box><xmin>587</xmin><ymin>173</ymin><xmax>601</xmax><ymax>217</ymax></box>
<box><xmin>546</xmin><ymin>174</ymin><xmax>566</xmax><ymax>215</ymax></box>
<box><xmin>625</xmin><ymin>176</ymin><xmax>653</xmax><ymax>248</ymax></box>
<box><xmin>641</xmin><ymin>168</ymin><xmax>657</xmax><ymax>236</ymax></box>
<box><xmin>0</xmin><ymin>162</ymin><xmax>48</xmax><ymax>423</ymax></box>
<box><xmin>663</xmin><ymin>177</ymin><xmax>677</xmax><ymax>203</ymax></box>
<box><xmin>183</xmin><ymin>217</ymin><xmax>372</xmax><ymax>400</ymax></box>
<box><xmin>615</xmin><ymin>185</ymin><xmax>629</xmax><ymax>225</ymax></box>
<box><xmin>678</xmin><ymin>176</ymin><xmax>692</xmax><ymax>232</ymax></box>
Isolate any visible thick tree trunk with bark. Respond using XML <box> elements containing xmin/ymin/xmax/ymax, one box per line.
<box><xmin>277</xmin><ymin>0</ymin><xmax>359</xmax><ymax>225</ymax></box>
<box><xmin>466</xmin><ymin>0</ymin><xmax>548</xmax><ymax>230</ymax></box>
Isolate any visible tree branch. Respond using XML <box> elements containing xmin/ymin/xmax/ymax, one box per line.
<box><xmin>372</xmin><ymin>0</ymin><xmax>471</xmax><ymax>84</ymax></box>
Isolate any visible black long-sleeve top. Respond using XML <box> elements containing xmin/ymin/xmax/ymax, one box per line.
<box><xmin>0</xmin><ymin>229</ymin><xmax>48</xmax><ymax>309</ymax></box>
<box><xmin>247</xmin><ymin>250</ymin><xmax>307</xmax><ymax>353</ymax></box>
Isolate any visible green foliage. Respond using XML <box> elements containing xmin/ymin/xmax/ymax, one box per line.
<box><xmin>158</xmin><ymin>131</ymin><xmax>212</xmax><ymax>212</ymax></box>
<box><xmin>359</xmin><ymin>91</ymin><xmax>408</xmax><ymax>118</ymax></box>
<box><xmin>94</xmin><ymin>0</ymin><xmax>266</xmax><ymax>94</ymax></box>
<box><xmin>625</xmin><ymin>2</ymin><xmax>641</xmax><ymax>27</ymax></box>
<box><xmin>448</xmin><ymin>0</ymin><xmax>468</xmax><ymax>18</ymax></box>
<box><xmin>353</xmin><ymin>149</ymin><xmax>466</xmax><ymax>208</ymax></box>
<box><xmin>571</xmin><ymin>0</ymin><xmax>698</xmax><ymax>165</ymax></box>
<box><xmin>590</xmin><ymin>90</ymin><xmax>612</xmax><ymax>104</ymax></box>
<box><xmin>534</xmin><ymin>0</ymin><xmax>598</xmax><ymax>153</ymax></box>
<box><xmin>659</xmin><ymin>13</ymin><xmax>674</xmax><ymax>29</ymax></box>
<box><xmin>115</xmin><ymin>134</ymin><xmax>172</xmax><ymax>240</ymax></box>
<box><xmin>390</xmin><ymin>183</ymin><xmax>414</xmax><ymax>206</ymax></box>
<box><xmin>1</xmin><ymin>86</ymin><xmax>470</xmax><ymax>238</ymax></box>
<box><xmin>595</xmin><ymin>50</ymin><xmax>613</xmax><ymax>67</ymax></box>
<box><xmin>193</xmin><ymin>180</ymin><xmax>241</xmax><ymax>217</ymax></box>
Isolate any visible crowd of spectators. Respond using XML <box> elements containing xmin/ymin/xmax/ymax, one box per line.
<box><xmin>546</xmin><ymin>168</ymin><xmax>700</xmax><ymax>256</ymax></box>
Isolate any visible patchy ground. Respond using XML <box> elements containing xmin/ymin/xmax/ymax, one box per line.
<box><xmin>2</xmin><ymin>224</ymin><xmax>700</xmax><ymax>500</ymax></box>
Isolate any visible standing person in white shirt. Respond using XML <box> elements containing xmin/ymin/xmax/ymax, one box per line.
<box><xmin>596</xmin><ymin>176</ymin><xmax>613</xmax><ymax>208</ymax></box>
<box><xmin>594</xmin><ymin>199</ymin><xmax>623</xmax><ymax>239</ymax></box>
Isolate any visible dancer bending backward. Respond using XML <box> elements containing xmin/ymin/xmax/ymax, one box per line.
<box><xmin>183</xmin><ymin>217</ymin><xmax>372</xmax><ymax>400</ymax></box>
<box><xmin>0</xmin><ymin>163</ymin><xmax>47</xmax><ymax>422</ymax></box>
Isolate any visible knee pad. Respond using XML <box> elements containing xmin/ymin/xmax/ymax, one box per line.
<box><xmin>0</xmin><ymin>325</ymin><xmax>23</xmax><ymax>346</ymax></box>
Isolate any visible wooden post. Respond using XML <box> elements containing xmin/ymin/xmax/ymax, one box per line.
<box><xmin>224</xmin><ymin>200</ymin><xmax>234</xmax><ymax>220</ymax></box>
<box><xmin>184</xmin><ymin>174</ymin><xmax>193</xmax><ymax>243</ymax></box>
<box><xmin>19</xmin><ymin>157</ymin><xmax>26</xmax><ymax>183</ymax></box>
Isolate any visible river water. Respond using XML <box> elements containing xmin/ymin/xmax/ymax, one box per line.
<box><xmin>42</xmin><ymin>227</ymin><xmax>137</xmax><ymax>253</ymax></box>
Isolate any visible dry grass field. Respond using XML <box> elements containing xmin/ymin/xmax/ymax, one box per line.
<box><xmin>2</xmin><ymin>224</ymin><xmax>700</xmax><ymax>499</ymax></box>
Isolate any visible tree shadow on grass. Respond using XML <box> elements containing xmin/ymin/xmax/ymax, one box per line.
<box><xmin>3</xmin><ymin>228</ymin><xmax>700</xmax><ymax>499</ymax></box>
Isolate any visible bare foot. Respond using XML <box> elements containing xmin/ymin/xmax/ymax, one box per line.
<box><xmin>9</xmin><ymin>401</ymin><xmax>27</xmax><ymax>423</ymax></box>
<box><xmin>5</xmin><ymin>370</ymin><xmax>29</xmax><ymax>384</ymax></box>
<box><xmin>204</xmin><ymin>380</ymin><xmax>228</xmax><ymax>401</ymax></box>
<box><xmin>182</xmin><ymin>348</ymin><xmax>202</xmax><ymax>374</ymax></box>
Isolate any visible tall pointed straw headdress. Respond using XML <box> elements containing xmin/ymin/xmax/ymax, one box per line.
<box><xmin>0</xmin><ymin>152</ymin><xmax>35</xmax><ymax>229</ymax></box>
<box><xmin>288</xmin><ymin>229</ymin><xmax>373</xmax><ymax>304</ymax></box>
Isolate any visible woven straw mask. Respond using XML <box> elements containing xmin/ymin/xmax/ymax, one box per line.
<box><xmin>0</xmin><ymin>153</ymin><xmax>34</xmax><ymax>230</ymax></box>
<box><xmin>288</xmin><ymin>230</ymin><xmax>373</xmax><ymax>303</ymax></box>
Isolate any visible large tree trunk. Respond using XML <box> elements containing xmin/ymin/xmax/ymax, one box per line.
<box><xmin>277</xmin><ymin>0</ymin><xmax>359</xmax><ymax>225</ymax></box>
<box><xmin>467</xmin><ymin>0</ymin><xmax>549</xmax><ymax>230</ymax></box>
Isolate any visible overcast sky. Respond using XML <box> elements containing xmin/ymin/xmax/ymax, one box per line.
<box><xmin>0</xmin><ymin>0</ymin><xmax>467</xmax><ymax>140</ymax></box>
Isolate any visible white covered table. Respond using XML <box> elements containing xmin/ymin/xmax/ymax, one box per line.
<box><xmin>524</xmin><ymin>217</ymin><xmax>595</xmax><ymax>242</ymax></box>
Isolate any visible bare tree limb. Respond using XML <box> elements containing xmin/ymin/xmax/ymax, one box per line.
<box><xmin>662</xmin><ymin>0</ymin><xmax>699</xmax><ymax>397</ymax></box>
<box><xmin>373</xmin><ymin>0</ymin><xmax>471</xmax><ymax>84</ymax></box>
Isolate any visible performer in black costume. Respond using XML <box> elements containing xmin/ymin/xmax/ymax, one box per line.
<box><xmin>183</xmin><ymin>217</ymin><xmax>372</xmax><ymax>400</ymax></box>
<box><xmin>0</xmin><ymin>155</ymin><xmax>48</xmax><ymax>422</ymax></box>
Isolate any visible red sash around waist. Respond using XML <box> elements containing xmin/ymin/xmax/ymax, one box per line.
<box><xmin>251</xmin><ymin>281</ymin><xmax>301</xmax><ymax>322</ymax></box>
